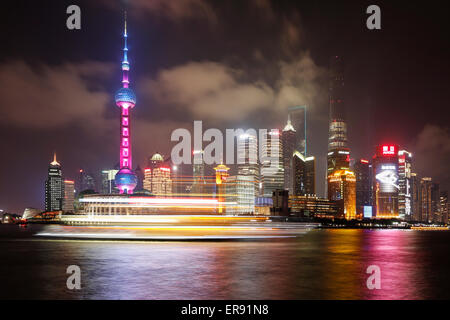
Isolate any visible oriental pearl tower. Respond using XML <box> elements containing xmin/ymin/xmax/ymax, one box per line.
<box><xmin>114</xmin><ymin>12</ymin><xmax>138</xmax><ymax>194</ymax></box>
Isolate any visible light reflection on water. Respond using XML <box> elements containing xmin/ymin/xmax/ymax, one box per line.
<box><xmin>1</xmin><ymin>225</ymin><xmax>449</xmax><ymax>299</ymax></box>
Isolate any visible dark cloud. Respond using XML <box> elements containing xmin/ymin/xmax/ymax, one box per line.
<box><xmin>411</xmin><ymin>124</ymin><xmax>450</xmax><ymax>190</ymax></box>
<box><xmin>102</xmin><ymin>0</ymin><xmax>217</xmax><ymax>24</ymax></box>
<box><xmin>0</xmin><ymin>61</ymin><xmax>114</xmax><ymax>131</ymax></box>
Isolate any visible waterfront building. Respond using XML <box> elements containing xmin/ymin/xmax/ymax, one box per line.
<box><xmin>289</xmin><ymin>195</ymin><xmax>340</xmax><ymax>219</ymax></box>
<box><xmin>420</xmin><ymin>177</ymin><xmax>433</xmax><ymax>223</ymax></box>
<box><xmin>101</xmin><ymin>169</ymin><xmax>119</xmax><ymax>194</ymax></box>
<box><xmin>440</xmin><ymin>191</ymin><xmax>449</xmax><ymax>224</ymax></box>
<box><xmin>398</xmin><ymin>150</ymin><xmax>413</xmax><ymax>220</ymax></box>
<box><xmin>411</xmin><ymin>173</ymin><xmax>421</xmax><ymax>221</ymax></box>
<box><xmin>354</xmin><ymin>159</ymin><xmax>372</xmax><ymax>217</ymax></box>
<box><xmin>63</xmin><ymin>180</ymin><xmax>75</xmax><ymax>213</ymax></box>
<box><xmin>431</xmin><ymin>182</ymin><xmax>440</xmax><ymax>223</ymax></box>
<box><xmin>78</xmin><ymin>169</ymin><xmax>96</xmax><ymax>193</ymax></box>
<box><xmin>45</xmin><ymin>154</ymin><xmax>63</xmax><ymax>212</ymax></box>
<box><xmin>260</xmin><ymin>129</ymin><xmax>284</xmax><ymax>197</ymax></box>
<box><xmin>282</xmin><ymin>115</ymin><xmax>296</xmax><ymax>193</ymax></box>
<box><xmin>192</xmin><ymin>150</ymin><xmax>206</xmax><ymax>195</ymax></box>
<box><xmin>327</xmin><ymin>170</ymin><xmax>356</xmax><ymax>220</ymax></box>
<box><xmin>143</xmin><ymin>153</ymin><xmax>172</xmax><ymax>196</ymax></box>
<box><xmin>237</xmin><ymin>132</ymin><xmax>259</xmax><ymax>209</ymax></box>
<box><xmin>214</xmin><ymin>164</ymin><xmax>230</xmax><ymax>214</ymax></box>
<box><xmin>272</xmin><ymin>189</ymin><xmax>290</xmax><ymax>216</ymax></box>
<box><xmin>114</xmin><ymin>12</ymin><xmax>138</xmax><ymax>194</ymax></box>
<box><xmin>372</xmin><ymin>144</ymin><xmax>400</xmax><ymax>219</ymax></box>
<box><xmin>135</xmin><ymin>165</ymin><xmax>144</xmax><ymax>191</ymax></box>
<box><xmin>225</xmin><ymin>175</ymin><xmax>255</xmax><ymax>215</ymax></box>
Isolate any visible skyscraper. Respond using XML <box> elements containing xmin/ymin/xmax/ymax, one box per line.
<box><xmin>420</xmin><ymin>177</ymin><xmax>433</xmax><ymax>223</ymax></box>
<box><xmin>372</xmin><ymin>145</ymin><xmax>400</xmax><ymax>219</ymax></box>
<box><xmin>398</xmin><ymin>150</ymin><xmax>412</xmax><ymax>220</ymax></box>
<box><xmin>192</xmin><ymin>150</ymin><xmax>206</xmax><ymax>195</ymax></box>
<box><xmin>237</xmin><ymin>132</ymin><xmax>259</xmax><ymax>194</ymax></box>
<box><xmin>293</xmin><ymin>151</ymin><xmax>316</xmax><ymax>196</ymax></box>
<box><xmin>440</xmin><ymin>191</ymin><xmax>449</xmax><ymax>224</ymax></box>
<box><xmin>214</xmin><ymin>164</ymin><xmax>230</xmax><ymax>214</ymax></box>
<box><xmin>327</xmin><ymin>56</ymin><xmax>350</xmax><ymax>176</ymax></box>
<box><xmin>63</xmin><ymin>180</ymin><xmax>75</xmax><ymax>213</ymax></box>
<box><xmin>354</xmin><ymin>159</ymin><xmax>372</xmax><ymax>216</ymax></box>
<box><xmin>288</xmin><ymin>105</ymin><xmax>307</xmax><ymax>155</ymax></box>
<box><xmin>411</xmin><ymin>173</ymin><xmax>421</xmax><ymax>221</ymax></box>
<box><xmin>260</xmin><ymin>130</ymin><xmax>284</xmax><ymax>197</ymax></box>
<box><xmin>45</xmin><ymin>154</ymin><xmax>63</xmax><ymax>212</ymax></box>
<box><xmin>327</xmin><ymin>170</ymin><xmax>356</xmax><ymax>220</ymax></box>
<box><xmin>234</xmin><ymin>132</ymin><xmax>259</xmax><ymax>214</ymax></box>
<box><xmin>114</xmin><ymin>12</ymin><xmax>138</xmax><ymax>194</ymax></box>
<box><xmin>431</xmin><ymin>182</ymin><xmax>440</xmax><ymax>223</ymax></box>
<box><xmin>282</xmin><ymin>115</ymin><xmax>296</xmax><ymax>194</ymax></box>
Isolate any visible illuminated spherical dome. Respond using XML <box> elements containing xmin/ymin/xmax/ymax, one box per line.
<box><xmin>115</xmin><ymin>87</ymin><xmax>136</xmax><ymax>107</ymax></box>
<box><xmin>151</xmin><ymin>153</ymin><xmax>164</xmax><ymax>162</ymax></box>
<box><xmin>115</xmin><ymin>168</ymin><xmax>137</xmax><ymax>193</ymax></box>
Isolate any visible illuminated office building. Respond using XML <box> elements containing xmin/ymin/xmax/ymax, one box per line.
<box><xmin>398</xmin><ymin>150</ymin><xmax>412</xmax><ymax>220</ymax></box>
<box><xmin>293</xmin><ymin>151</ymin><xmax>315</xmax><ymax>196</ymax></box>
<box><xmin>289</xmin><ymin>195</ymin><xmax>340</xmax><ymax>219</ymax></box>
<box><xmin>411</xmin><ymin>173</ymin><xmax>421</xmax><ymax>221</ymax></box>
<box><xmin>237</xmin><ymin>133</ymin><xmax>259</xmax><ymax>205</ymax></box>
<box><xmin>260</xmin><ymin>130</ymin><xmax>284</xmax><ymax>197</ymax></box>
<box><xmin>143</xmin><ymin>153</ymin><xmax>172</xmax><ymax>196</ymax></box>
<box><xmin>420</xmin><ymin>177</ymin><xmax>433</xmax><ymax>223</ymax></box>
<box><xmin>225</xmin><ymin>175</ymin><xmax>255</xmax><ymax>215</ymax></box>
<box><xmin>45</xmin><ymin>154</ymin><xmax>64</xmax><ymax>212</ymax></box>
<box><xmin>327</xmin><ymin>170</ymin><xmax>356</xmax><ymax>220</ymax></box>
<box><xmin>372</xmin><ymin>145</ymin><xmax>399</xmax><ymax>219</ymax></box>
<box><xmin>214</xmin><ymin>164</ymin><xmax>230</xmax><ymax>214</ymax></box>
<box><xmin>192</xmin><ymin>150</ymin><xmax>206</xmax><ymax>195</ymax></box>
<box><xmin>63</xmin><ymin>180</ymin><xmax>75</xmax><ymax>213</ymax></box>
<box><xmin>354</xmin><ymin>159</ymin><xmax>372</xmax><ymax>217</ymax></box>
<box><xmin>282</xmin><ymin>115</ymin><xmax>296</xmax><ymax>193</ymax></box>
<box><xmin>440</xmin><ymin>191</ymin><xmax>449</xmax><ymax>224</ymax></box>
<box><xmin>431</xmin><ymin>182</ymin><xmax>440</xmax><ymax>223</ymax></box>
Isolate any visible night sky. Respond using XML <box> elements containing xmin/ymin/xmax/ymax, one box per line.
<box><xmin>0</xmin><ymin>0</ymin><xmax>449</xmax><ymax>213</ymax></box>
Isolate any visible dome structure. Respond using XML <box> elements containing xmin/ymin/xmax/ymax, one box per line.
<box><xmin>114</xmin><ymin>168</ymin><xmax>138</xmax><ymax>194</ymax></box>
<box><xmin>115</xmin><ymin>87</ymin><xmax>136</xmax><ymax>107</ymax></box>
<box><xmin>151</xmin><ymin>153</ymin><xmax>164</xmax><ymax>162</ymax></box>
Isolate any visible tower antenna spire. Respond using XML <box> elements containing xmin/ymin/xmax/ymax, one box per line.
<box><xmin>124</xmin><ymin>10</ymin><xmax>127</xmax><ymax>37</ymax></box>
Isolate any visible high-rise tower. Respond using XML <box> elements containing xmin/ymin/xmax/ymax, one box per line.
<box><xmin>327</xmin><ymin>56</ymin><xmax>350</xmax><ymax>176</ymax></box>
<box><xmin>114</xmin><ymin>12</ymin><xmax>138</xmax><ymax>194</ymax></box>
<box><xmin>45</xmin><ymin>153</ymin><xmax>64</xmax><ymax>212</ymax></box>
<box><xmin>282</xmin><ymin>115</ymin><xmax>296</xmax><ymax>193</ymax></box>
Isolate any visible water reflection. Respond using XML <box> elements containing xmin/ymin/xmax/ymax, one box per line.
<box><xmin>1</xmin><ymin>225</ymin><xmax>449</xmax><ymax>299</ymax></box>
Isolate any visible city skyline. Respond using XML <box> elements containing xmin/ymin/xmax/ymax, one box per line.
<box><xmin>0</xmin><ymin>0</ymin><xmax>449</xmax><ymax>213</ymax></box>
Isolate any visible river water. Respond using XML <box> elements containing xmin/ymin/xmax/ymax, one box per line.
<box><xmin>1</xmin><ymin>225</ymin><xmax>449</xmax><ymax>299</ymax></box>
